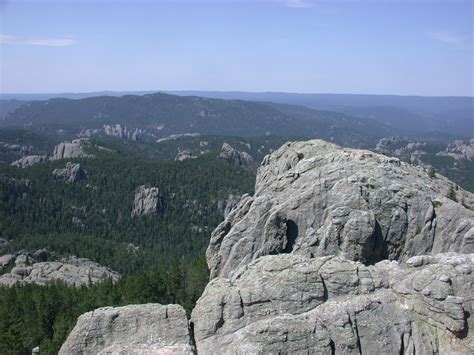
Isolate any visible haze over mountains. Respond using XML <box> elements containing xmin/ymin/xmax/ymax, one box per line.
<box><xmin>2</xmin><ymin>91</ymin><xmax>472</xmax><ymax>138</ymax></box>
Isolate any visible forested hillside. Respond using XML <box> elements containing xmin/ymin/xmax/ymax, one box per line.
<box><xmin>1</xmin><ymin>92</ymin><xmax>395</xmax><ymax>147</ymax></box>
<box><xmin>0</xmin><ymin>132</ymin><xmax>255</xmax><ymax>354</ymax></box>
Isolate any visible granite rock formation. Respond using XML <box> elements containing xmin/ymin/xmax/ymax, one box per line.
<box><xmin>438</xmin><ymin>139</ymin><xmax>474</xmax><ymax>161</ymax></box>
<box><xmin>131</xmin><ymin>185</ymin><xmax>164</xmax><ymax>217</ymax></box>
<box><xmin>0</xmin><ymin>254</ymin><xmax>120</xmax><ymax>287</ymax></box>
<box><xmin>192</xmin><ymin>253</ymin><xmax>474</xmax><ymax>354</ymax></box>
<box><xmin>218</xmin><ymin>143</ymin><xmax>257</xmax><ymax>171</ymax></box>
<box><xmin>217</xmin><ymin>194</ymin><xmax>242</xmax><ymax>218</ymax></box>
<box><xmin>208</xmin><ymin>140</ymin><xmax>473</xmax><ymax>279</ymax></box>
<box><xmin>11</xmin><ymin>155</ymin><xmax>48</xmax><ymax>168</ymax></box>
<box><xmin>51</xmin><ymin>138</ymin><xmax>94</xmax><ymax>160</ymax></box>
<box><xmin>52</xmin><ymin>162</ymin><xmax>88</xmax><ymax>183</ymax></box>
<box><xmin>59</xmin><ymin>304</ymin><xmax>195</xmax><ymax>355</ymax></box>
<box><xmin>60</xmin><ymin>140</ymin><xmax>474</xmax><ymax>354</ymax></box>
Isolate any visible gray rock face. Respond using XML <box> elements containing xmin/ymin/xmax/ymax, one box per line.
<box><xmin>217</xmin><ymin>194</ymin><xmax>242</xmax><ymax>218</ymax></box>
<box><xmin>218</xmin><ymin>143</ymin><xmax>256</xmax><ymax>171</ymax></box>
<box><xmin>60</xmin><ymin>139</ymin><xmax>474</xmax><ymax>354</ymax></box>
<box><xmin>208</xmin><ymin>140</ymin><xmax>474</xmax><ymax>279</ymax></box>
<box><xmin>438</xmin><ymin>139</ymin><xmax>474</xmax><ymax>161</ymax></box>
<box><xmin>103</xmin><ymin>124</ymin><xmax>143</xmax><ymax>141</ymax></box>
<box><xmin>11</xmin><ymin>155</ymin><xmax>48</xmax><ymax>168</ymax></box>
<box><xmin>59</xmin><ymin>303</ymin><xmax>195</xmax><ymax>355</ymax></box>
<box><xmin>175</xmin><ymin>150</ymin><xmax>197</xmax><ymax>161</ymax></box>
<box><xmin>52</xmin><ymin>162</ymin><xmax>88</xmax><ymax>183</ymax></box>
<box><xmin>0</xmin><ymin>255</ymin><xmax>120</xmax><ymax>287</ymax></box>
<box><xmin>131</xmin><ymin>185</ymin><xmax>164</xmax><ymax>217</ymax></box>
<box><xmin>192</xmin><ymin>252</ymin><xmax>474</xmax><ymax>354</ymax></box>
<box><xmin>51</xmin><ymin>138</ymin><xmax>94</xmax><ymax>160</ymax></box>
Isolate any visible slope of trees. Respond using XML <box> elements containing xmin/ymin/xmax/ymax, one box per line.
<box><xmin>0</xmin><ymin>139</ymin><xmax>255</xmax><ymax>354</ymax></box>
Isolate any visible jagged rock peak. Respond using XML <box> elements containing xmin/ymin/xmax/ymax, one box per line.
<box><xmin>52</xmin><ymin>162</ymin><xmax>88</xmax><ymax>183</ymax></box>
<box><xmin>59</xmin><ymin>303</ymin><xmax>195</xmax><ymax>355</ymax></box>
<box><xmin>208</xmin><ymin>139</ymin><xmax>474</xmax><ymax>279</ymax></box>
<box><xmin>131</xmin><ymin>185</ymin><xmax>164</xmax><ymax>217</ymax></box>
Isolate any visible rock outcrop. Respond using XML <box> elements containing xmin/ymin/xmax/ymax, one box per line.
<box><xmin>438</xmin><ymin>139</ymin><xmax>474</xmax><ymax>161</ymax></box>
<box><xmin>192</xmin><ymin>253</ymin><xmax>474</xmax><ymax>354</ymax></box>
<box><xmin>131</xmin><ymin>185</ymin><xmax>164</xmax><ymax>217</ymax></box>
<box><xmin>103</xmin><ymin>124</ymin><xmax>143</xmax><ymax>141</ymax></box>
<box><xmin>0</xmin><ymin>141</ymin><xmax>31</xmax><ymax>155</ymax></box>
<box><xmin>11</xmin><ymin>155</ymin><xmax>48</xmax><ymax>168</ymax></box>
<box><xmin>0</xmin><ymin>254</ymin><xmax>120</xmax><ymax>287</ymax></box>
<box><xmin>52</xmin><ymin>162</ymin><xmax>88</xmax><ymax>183</ymax></box>
<box><xmin>175</xmin><ymin>150</ymin><xmax>197</xmax><ymax>161</ymax></box>
<box><xmin>218</xmin><ymin>143</ymin><xmax>257</xmax><ymax>171</ymax></box>
<box><xmin>208</xmin><ymin>140</ymin><xmax>473</xmax><ymax>279</ymax></box>
<box><xmin>59</xmin><ymin>303</ymin><xmax>195</xmax><ymax>355</ymax></box>
<box><xmin>51</xmin><ymin>138</ymin><xmax>94</xmax><ymax>160</ymax></box>
<box><xmin>61</xmin><ymin>139</ymin><xmax>474</xmax><ymax>354</ymax></box>
<box><xmin>217</xmin><ymin>194</ymin><xmax>242</xmax><ymax>218</ymax></box>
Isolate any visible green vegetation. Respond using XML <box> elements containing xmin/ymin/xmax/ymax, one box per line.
<box><xmin>0</xmin><ymin>133</ymin><xmax>256</xmax><ymax>354</ymax></box>
<box><xmin>427</xmin><ymin>168</ymin><xmax>436</xmax><ymax>179</ymax></box>
<box><xmin>447</xmin><ymin>186</ymin><xmax>458</xmax><ymax>202</ymax></box>
<box><xmin>0</xmin><ymin>256</ymin><xmax>207</xmax><ymax>355</ymax></box>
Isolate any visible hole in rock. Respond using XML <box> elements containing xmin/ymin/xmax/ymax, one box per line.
<box><xmin>283</xmin><ymin>219</ymin><xmax>298</xmax><ymax>253</ymax></box>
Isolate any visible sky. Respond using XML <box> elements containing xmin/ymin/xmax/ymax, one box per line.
<box><xmin>0</xmin><ymin>0</ymin><xmax>473</xmax><ymax>96</ymax></box>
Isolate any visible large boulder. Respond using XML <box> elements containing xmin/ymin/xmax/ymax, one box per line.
<box><xmin>59</xmin><ymin>303</ymin><xmax>195</xmax><ymax>355</ymax></box>
<box><xmin>192</xmin><ymin>253</ymin><xmax>474</xmax><ymax>354</ymax></box>
<box><xmin>131</xmin><ymin>185</ymin><xmax>164</xmax><ymax>217</ymax></box>
<box><xmin>0</xmin><ymin>255</ymin><xmax>120</xmax><ymax>287</ymax></box>
<box><xmin>208</xmin><ymin>140</ymin><xmax>474</xmax><ymax>279</ymax></box>
<box><xmin>52</xmin><ymin>162</ymin><xmax>88</xmax><ymax>183</ymax></box>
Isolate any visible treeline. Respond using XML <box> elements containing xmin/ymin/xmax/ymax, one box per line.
<box><xmin>0</xmin><ymin>137</ymin><xmax>256</xmax><ymax>354</ymax></box>
<box><xmin>0</xmin><ymin>255</ymin><xmax>208</xmax><ymax>355</ymax></box>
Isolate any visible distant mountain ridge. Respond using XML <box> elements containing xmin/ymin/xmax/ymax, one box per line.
<box><xmin>2</xmin><ymin>90</ymin><xmax>471</xmax><ymax>138</ymax></box>
<box><xmin>1</xmin><ymin>92</ymin><xmax>397</xmax><ymax>148</ymax></box>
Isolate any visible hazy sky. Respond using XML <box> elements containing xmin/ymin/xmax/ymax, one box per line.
<box><xmin>1</xmin><ymin>0</ymin><xmax>472</xmax><ymax>96</ymax></box>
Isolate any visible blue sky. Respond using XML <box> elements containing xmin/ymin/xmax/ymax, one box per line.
<box><xmin>0</xmin><ymin>0</ymin><xmax>472</xmax><ymax>96</ymax></box>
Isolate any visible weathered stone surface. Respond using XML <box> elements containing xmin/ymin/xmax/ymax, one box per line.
<box><xmin>59</xmin><ymin>303</ymin><xmax>195</xmax><ymax>355</ymax></box>
<box><xmin>192</xmin><ymin>253</ymin><xmax>474</xmax><ymax>354</ymax></box>
<box><xmin>51</xmin><ymin>138</ymin><xmax>94</xmax><ymax>160</ymax></box>
<box><xmin>438</xmin><ymin>139</ymin><xmax>474</xmax><ymax>161</ymax></box>
<box><xmin>131</xmin><ymin>185</ymin><xmax>164</xmax><ymax>217</ymax></box>
<box><xmin>208</xmin><ymin>140</ymin><xmax>474</xmax><ymax>279</ymax></box>
<box><xmin>217</xmin><ymin>194</ymin><xmax>242</xmax><ymax>218</ymax></box>
<box><xmin>60</xmin><ymin>139</ymin><xmax>474</xmax><ymax>354</ymax></box>
<box><xmin>0</xmin><ymin>255</ymin><xmax>120</xmax><ymax>287</ymax></box>
<box><xmin>218</xmin><ymin>143</ymin><xmax>256</xmax><ymax>171</ymax></box>
<box><xmin>52</xmin><ymin>162</ymin><xmax>88</xmax><ymax>183</ymax></box>
<box><xmin>11</xmin><ymin>155</ymin><xmax>48</xmax><ymax>168</ymax></box>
